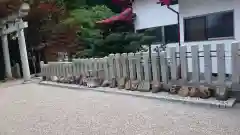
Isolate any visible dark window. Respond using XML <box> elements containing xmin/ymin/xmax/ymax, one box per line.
<box><xmin>161</xmin><ymin>0</ymin><xmax>178</xmax><ymax>6</ymax></box>
<box><xmin>184</xmin><ymin>11</ymin><xmax>234</xmax><ymax>42</ymax></box>
<box><xmin>137</xmin><ymin>26</ymin><xmax>162</xmax><ymax>43</ymax></box>
<box><xmin>207</xmin><ymin>11</ymin><xmax>234</xmax><ymax>39</ymax></box>
<box><xmin>184</xmin><ymin>16</ymin><xmax>207</xmax><ymax>41</ymax></box>
<box><xmin>137</xmin><ymin>24</ymin><xmax>179</xmax><ymax>44</ymax></box>
<box><xmin>164</xmin><ymin>24</ymin><xmax>178</xmax><ymax>43</ymax></box>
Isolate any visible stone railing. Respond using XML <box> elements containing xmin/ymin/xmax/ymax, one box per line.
<box><xmin>40</xmin><ymin>43</ymin><xmax>240</xmax><ymax>101</ymax></box>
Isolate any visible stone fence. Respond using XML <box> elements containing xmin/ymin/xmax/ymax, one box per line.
<box><xmin>40</xmin><ymin>43</ymin><xmax>240</xmax><ymax>101</ymax></box>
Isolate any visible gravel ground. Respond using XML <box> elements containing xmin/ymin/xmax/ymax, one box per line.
<box><xmin>0</xmin><ymin>83</ymin><xmax>240</xmax><ymax>135</ymax></box>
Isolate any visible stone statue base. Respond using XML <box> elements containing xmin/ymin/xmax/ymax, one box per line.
<box><xmin>152</xmin><ymin>81</ymin><xmax>161</xmax><ymax>93</ymax></box>
<box><xmin>110</xmin><ymin>78</ymin><xmax>117</xmax><ymax>88</ymax></box>
<box><xmin>215</xmin><ymin>86</ymin><xmax>229</xmax><ymax>101</ymax></box>
<box><xmin>138</xmin><ymin>81</ymin><xmax>151</xmax><ymax>92</ymax></box>
<box><xmin>118</xmin><ymin>77</ymin><xmax>127</xmax><ymax>89</ymax></box>
<box><xmin>101</xmin><ymin>80</ymin><xmax>111</xmax><ymax>87</ymax></box>
<box><xmin>131</xmin><ymin>80</ymin><xmax>139</xmax><ymax>91</ymax></box>
<box><xmin>169</xmin><ymin>85</ymin><xmax>181</xmax><ymax>94</ymax></box>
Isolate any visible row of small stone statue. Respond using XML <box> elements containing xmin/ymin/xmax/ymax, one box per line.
<box><xmin>47</xmin><ymin>73</ymin><xmax>228</xmax><ymax>100</ymax></box>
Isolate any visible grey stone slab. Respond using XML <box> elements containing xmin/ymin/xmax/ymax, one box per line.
<box><xmin>216</xmin><ymin>44</ymin><xmax>226</xmax><ymax>85</ymax></box>
<box><xmin>231</xmin><ymin>83</ymin><xmax>240</xmax><ymax>92</ymax></box>
<box><xmin>138</xmin><ymin>81</ymin><xmax>151</xmax><ymax>92</ymax></box>
<box><xmin>191</xmin><ymin>45</ymin><xmax>200</xmax><ymax>83</ymax></box>
<box><xmin>151</xmin><ymin>81</ymin><xmax>161</xmax><ymax>93</ymax></box>
<box><xmin>115</xmin><ymin>53</ymin><xmax>122</xmax><ymax>80</ymax></box>
<box><xmin>160</xmin><ymin>52</ymin><xmax>168</xmax><ymax>83</ymax></box>
<box><xmin>216</xmin><ymin>85</ymin><xmax>229</xmax><ymax>101</ymax></box>
<box><xmin>231</xmin><ymin>42</ymin><xmax>240</xmax><ymax>84</ymax></box>
<box><xmin>204</xmin><ymin>45</ymin><xmax>212</xmax><ymax>84</ymax></box>
<box><xmin>128</xmin><ymin>53</ymin><xmax>136</xmax><ymax>80</ymax></box>
<box><xmin>143</xmin><ymin>52</ymin><xmax>151</xmax><ymax>81</ymax></box>
<box><xmin>180</xmin><ymin>46</ymin><xmax>188</xmax><ymax>82</ymax></box>
<box><xmin>103</xmin><ymin>57</ymin><xmax>110</xmax><ymax>81</ymax></box>
<box><xmin>131</xmin><ymin>80</ymin><xmax>140</xmax><ymax>91</ymax></box>
<box><xmin>135</xmin><ymin>52</ymin><xmax>143</xmax><ymax>81</ymax></box>
<box><xmin>151</xmin><ymin>53</ymin><xmax>160</xmax><ymax>81</ymax></box>
<box><xmin>121</xmin><ymin>53</ymin><xmax>129</xmax><ymax>78</ymax></box>
<box><xmin>108</xmin><ymin>54</ymin><xmax>116</xmax><ymax>79</ymax></box>
<box><xmin>118</xmin><ymin>77</ymin><xmax>127</xmax><ymax>89</ymax></box>
<box><xmin>170</xmin><ymin>47</ymin><xmax>178</xmax><ymax>81</ymax></box>
<box><xmin>125</xmin><ymin>80</ymin><xmax>131</xmax><ymax>90</ymax></box>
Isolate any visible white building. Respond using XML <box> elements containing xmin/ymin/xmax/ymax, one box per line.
<box><xmin>133</xmin><ymin>0</ymin><xmax>240</xmax><ymax>74</ymax></box>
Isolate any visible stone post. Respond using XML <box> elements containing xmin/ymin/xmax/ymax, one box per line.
<box><xmin>115</xmin><ymin>53</ymin><xmax>122</xmax><ymax>86</ymax></box>
<box><xmin>138</xmin><ymin>52</ymin><xmax>151</xmax><ymax>92</ymax></box>
<box><xmin>151</xmin><ymin>53</ymin><xmax>160</xmax><ymax>81</ymax></box>
<box><xmin>17</xmin><ymin>20</ymin><xmax>31</xmax><ymax>82</ymax></box>
<box><xmin>108</xmin><ymin>54</ymin><xmax>116</xmax><ymax>88</ymax></box>
<box><xmin>108</xmin><ymin>54</ymin><xmax>114</xmax><ymax>79</ymax></box>
<box><xmin>83</xmin><ymin>59</ymin><xmax>88</xmax><ymax>77</ymax></box>
<box><xmin>121</xmin><ymin>53</ymin><xmax>129</xmax><ymax>79</ymax></box>
<box><xmin>135</xmin><ymin>52</ymin><xmax>143</xmax><ymax>81</ymax></box>
<box><xmin>98</xmin><ymin>58</ymin><xmax>105</xmax><ymax>80</ymax></box>
<box><xmin>126</xmin><ymin>53</ymin><xmax>139</xmax><ymax>90</ymax></box>
<box><xmin>1</xmin><ymin>25</ymin><xmax>12</xmax><ymax>79</ymax></box>
<box><xmin>128</xmin><ymin>53</ymin><xmax>136</xmax><ymax>81</ymax></box>
<box><xmin>151</xmin><ymin>53</ymin><xmax>161</xmax><ymax>93</ymax></box>
<box><xmin>103</xmin><ymin>57</ymin><xmax>109</xmax><ymax>81</ymax></box>
<box><xmin>94</xmin><ymin>59</ymin><xmax>97</xmax><ymax>76</ymax></box>
<box><xmin>40</xmin><ymin>61</ymin><xmax>44</xmax><ymax>78</ymax></box>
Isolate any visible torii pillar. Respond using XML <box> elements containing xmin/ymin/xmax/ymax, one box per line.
<box><xmin>0</xmin><ymin>3</ymin><xmax>31</xmax><ymax>82</ymax></box>
<box><xmin>1</xmin><ymin>25</ymin><xmax>12</xmax><ymax>79</ymax></box>
<box><xmin>17</xmin><ymin>19</ymin><xmax>31</xmax><ymax>81</ymax></box>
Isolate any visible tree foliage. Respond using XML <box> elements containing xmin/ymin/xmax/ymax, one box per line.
<box><xmin>63</xmin><ymin>5</ymin><xmax>114</xmax><ymax>57</ymax></box>
<box><xmin>63</xmin><ymin>4</ymin><xmax>157</xmax><ymax>58</ymax></box>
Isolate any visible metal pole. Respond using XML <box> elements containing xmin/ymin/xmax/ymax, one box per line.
<box><xmin>167</xmin><ymin>6</ymin><xmax>180</xmax><ymax>47</ymax></box>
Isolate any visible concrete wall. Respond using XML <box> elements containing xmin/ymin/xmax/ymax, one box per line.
<box><xmin>133</xmin><ymin>0</ymin><xmax>178</xmax><ymax>30</ymax></box>
<box><xmin>175</xmin><ymin>0</ymin><xmax>239</xmax><ymax>74</ymax></box>
<box><xmin>178</xmin><ymin>0</ymin><xmax>240</xmax><ymax>42</ymax></box>
<box><xmin>133</xmin><ymin>0</ymin><xmax>239</xmax><ymax>74</ymax></box>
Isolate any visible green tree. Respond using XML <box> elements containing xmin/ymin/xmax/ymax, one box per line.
<box><xmin>63</xmin><ymin>5</ymin><xmax>115</xmax><ymax>57</ymax></box>
<box><xmin>64</xmin><ymin>5</ymin><xmax>156</xmax><ymax>58</ymax></box>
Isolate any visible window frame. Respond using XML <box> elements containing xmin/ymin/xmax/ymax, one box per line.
<box><xmin>136</xmin><ymin>24</ymin><xmax>179</xmax><ymax>44</ymax></box>
<box><xmin>136</xmin><ymin>26</ymin><xmax>163</xmax><ymax>44</ymax></box>
<box><xmin>184</xmin><ymin>16</ymin><xmax>207</xmax><ymax>42</ymax></box>
<box><xmin>164</xmin><ymin>24</ymin><xmax>179</xmax><ymax>43</ymax></box>
<box><xmin>184</xmin><ymin>10</ymin><xmax>235</xmax><ymax>42</ymax></box>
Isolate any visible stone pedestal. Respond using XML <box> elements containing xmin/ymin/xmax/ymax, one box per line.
<box><xmin>216</xmin><ymin>86</ymin><xmax>229</xmax><ymax>101</ymax></box>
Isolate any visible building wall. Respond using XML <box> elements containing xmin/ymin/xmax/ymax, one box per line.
<box><xmin>133</xmin><ymin>0</ymin><xmax>178</xmax><ymax>30</ymax></box>
<box><xmin>178</xmin><ymin>0</ymin><xmax>240</xmax><ymax>43</ymax></box>
<box><xmin>173</xmin><ymin>0</ymin><xmax>239</xmax><ymax>74</ymax></box>
<box><xmin>133</xmin><ymin>0</ymin><xmax>239</xmax><ymax>74</ymax></box>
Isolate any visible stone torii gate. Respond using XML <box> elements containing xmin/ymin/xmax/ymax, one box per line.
<box><xmin>0</xmin><ymin>3</ymin><xmax>31</xmax><ymax>82</ymax></box>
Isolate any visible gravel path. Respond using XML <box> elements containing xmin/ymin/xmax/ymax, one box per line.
<box><xmin>0</xmin><ymin>83</ymin><xmax>240</xmax><ymax>135</ymax></box>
